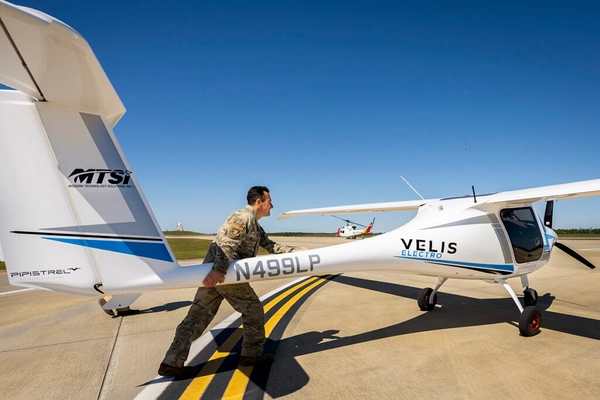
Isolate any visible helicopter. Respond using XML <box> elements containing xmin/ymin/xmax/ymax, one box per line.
<box><xmin>333</xmin><ymin>215</ymin><xmax>375</xmax><ymax>239</ymax></box>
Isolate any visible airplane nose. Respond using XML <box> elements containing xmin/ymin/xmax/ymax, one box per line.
<box><xmin>546</xmin><ymin>227</ymin><xmax>558</xmax><ymax>246</ymax></box>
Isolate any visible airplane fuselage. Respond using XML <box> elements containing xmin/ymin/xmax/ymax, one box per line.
<box><xmin>162</xmin><ymin>197</ymin><xmax>555</xmax><ymax>291</ymax></box>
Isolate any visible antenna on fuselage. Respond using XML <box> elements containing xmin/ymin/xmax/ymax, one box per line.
<box><xmin>472</xmin><ymin>185</ymin><xmax>477</xmax><ymax>203</ymax></box>
<box><xmin>400</xmin><ymin>175</ymin><xmax>425</xmax><ymax>200</ymax></box>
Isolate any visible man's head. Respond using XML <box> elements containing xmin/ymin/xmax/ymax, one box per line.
<box><xmin>247</xmin><ymin>186</ymin><xmax>273</xmax><ymax>219</ymax></box>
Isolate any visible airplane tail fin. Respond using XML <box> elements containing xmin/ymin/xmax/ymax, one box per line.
<box><xmin>0</xmin><ymin>91</ymin><xmax>177</xmax><ymax>295</ymax></box>
<box><xmin>364</xmin><ymin>218</ymin><xmax>375</xmax><ymax>234</ymax></box>
<box><xmin>0</xmin><ymin>3</ymin><xmax>177</xmax><ymax>296</ymax></box>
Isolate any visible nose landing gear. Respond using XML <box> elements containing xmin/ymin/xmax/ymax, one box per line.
<box><xmin>498</xmin><ymin>278</ymin><xmax>542</xmax><ymax>336</ymax></box>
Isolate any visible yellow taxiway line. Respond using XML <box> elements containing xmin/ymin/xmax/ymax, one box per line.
<box><xmin>180</xmin><ymin>275</ymin><xmax>331</xmax><ymax>399</ymax></box>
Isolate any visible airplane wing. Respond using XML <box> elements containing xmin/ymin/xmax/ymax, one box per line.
<box><xmin>480</xmin><ymin>179</ymin><xmax>600</xmax><ymax>205</ymax></box>
<box><xmin>277</xmin><ymin>199</ymin><xmax>426</xmax><ymax>219</ymax></box>
<box><xmin>279</xmin><ymin>179</ymin><xmax>600</xmax><ymax>219</ymax></box>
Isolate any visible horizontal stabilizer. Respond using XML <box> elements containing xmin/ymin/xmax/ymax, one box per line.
<box><xmin>0</xmin><ymin>0</ymin><xmax>125</xmax><ymax>126</ymax></box>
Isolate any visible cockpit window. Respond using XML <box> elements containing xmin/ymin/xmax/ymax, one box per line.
<box><xmin>500</xmin><ymin>207</ymin><xmax>543</xmax><ymax>264</ymax></box>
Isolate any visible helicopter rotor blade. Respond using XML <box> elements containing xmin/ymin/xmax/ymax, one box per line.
<box><xmin>330</xmin><ymin>215</ymin><xmax>367</xmax><ymax>227</ymax></box>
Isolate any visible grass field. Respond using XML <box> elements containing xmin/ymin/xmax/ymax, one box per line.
<box><xmin>166</xmin><ymin>238</ymin><xmax>212</xmax><ymax>260</ymax></box>
<box><xmin>165</xmin><ymin>238</ymin><xmax>270</xmax><ymax>259</ymax></box>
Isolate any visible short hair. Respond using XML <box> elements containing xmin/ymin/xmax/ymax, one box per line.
<box><xmin>247</xmin><ymin>186</ymin><xmax>270</xmax><ymax>205</ymax></box>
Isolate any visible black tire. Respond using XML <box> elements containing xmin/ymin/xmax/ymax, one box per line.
<box><xmin>519</xmin><ymin>306</ymin><xmax>542</xmax><ymax>336</ymax></box>
<box><xmin>417</xmin><ymin>287</ymin><xmax>437</xmax><ymax>311</ymax></box>
<box><xmin>524</xmin><ymin>289</ymin><xmax>538</xmax><ymax>307</ymax></box>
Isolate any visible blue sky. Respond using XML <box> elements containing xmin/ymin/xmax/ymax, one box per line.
<box><xmin>7</xmin><ymin>0</ymin><xmax>600</xmax><ymax>233</ymax></box>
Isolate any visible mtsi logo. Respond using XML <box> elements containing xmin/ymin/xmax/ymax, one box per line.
<box><xmin>68</xmin><ymin>168</ymin><xmax>133</xmax><ymax>188</ymax></box>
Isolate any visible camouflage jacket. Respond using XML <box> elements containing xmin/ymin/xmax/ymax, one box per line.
<box><xmin>211</xmin><ymin>205</ymin><xmax>294</xmax><ymax>274</ymax></box>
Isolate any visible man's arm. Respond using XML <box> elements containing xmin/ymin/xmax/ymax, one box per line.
<box><xmin>258</xmin><ymin>225</ymin><xmax>307</xmax><ymax>253</ymax></box>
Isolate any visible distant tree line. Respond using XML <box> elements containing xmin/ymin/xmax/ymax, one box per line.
<box><xmin>164</xmin><ymin>230</ymin><xmax>340</xmax><ymax>237</ymax></box>
<box><xmin>555</xmin><ymin>228</ymin><xmax>600</xmax><ymax>235</ymax></box>
<box><xmin>162</xmin><ymin>230</ymin><xmax>379</xmax><ymax>237</ymax></box>
<box><xmin>161</xmin><ymin>228</ymin><xmax>600</xmax><ymax>239</ymax></box>
<box><xmin>163</xmin><ymin>230</ymin><xmax>208</xmax><ymax>236</ymax></box>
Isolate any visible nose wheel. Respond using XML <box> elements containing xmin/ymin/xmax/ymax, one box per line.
<box><xmin>519</xmin><ymin>306</ymin><xmax>542</xmax><ymax>336</ymax></box>
<box><xmin>498</xmin><ymin>279</ymin><xmax>542</xmax><ymax>336</ymax></box>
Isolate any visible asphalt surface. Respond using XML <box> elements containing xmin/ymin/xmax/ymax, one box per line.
<box><xmin>1</xmin><ymin>237</ymin><xmax>599</xmax><ymax>399</ymax></box>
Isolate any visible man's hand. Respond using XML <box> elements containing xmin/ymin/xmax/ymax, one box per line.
<box><xmin>202</xmin><ymin>270</ymin><xmax>225</xmax><ymax>288</ymax></box>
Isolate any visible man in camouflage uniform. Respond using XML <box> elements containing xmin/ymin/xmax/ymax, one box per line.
<box><xmin>159</xmin><ymin>186</ymin><xmax>306</xmax><ymax>378</ymax></box>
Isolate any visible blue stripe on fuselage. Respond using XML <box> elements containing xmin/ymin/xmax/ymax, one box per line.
<box><xmin>44</xmin><ymin>237</ymin><xmax>173</xmax><ymax>262</ymax></box>
<box><xmin>395</xmin><ymin>255</ymin><xmax>514</xmax><ymax>274</ymax></box>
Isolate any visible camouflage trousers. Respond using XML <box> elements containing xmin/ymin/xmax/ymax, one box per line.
<box><xmin>162</xmin><ymin>282</ymin><xmax>266</xmax><ymax>367</ymax></box>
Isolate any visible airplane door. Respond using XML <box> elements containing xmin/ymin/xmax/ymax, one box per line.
<box><xmin>500</xmin><ymin>207</ymin><xmax>544</xmax><ymax>264</ymax></box>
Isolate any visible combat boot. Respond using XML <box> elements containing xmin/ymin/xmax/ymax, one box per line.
<box><xmin>158</xmin><ymin>363</ymin><xmax>199</xmax><ymax>378</ymax></box>
<box><xmin>239</xmin><ymin>354</ymin><xmax>274</xmax><ymax>367</ymax></box>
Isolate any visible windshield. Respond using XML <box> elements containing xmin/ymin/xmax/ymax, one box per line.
<box><xmin>500</xmin><ymin>207</ymin><xmax>543</xmax><ymax>264</ymax></box>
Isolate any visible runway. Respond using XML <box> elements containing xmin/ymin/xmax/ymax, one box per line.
<box><xmin>1</xmin><ymin>237</ymin><xmax>600</xmax><ymax>399</ymax></box>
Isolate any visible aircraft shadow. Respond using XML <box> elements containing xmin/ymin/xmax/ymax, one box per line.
<box><xmin>141</xmin><ymin>275</ymin><xmax>600</xmax><ymax>398</ymax></box>
<box><xmin>328</xmin><ymin>275</ymin><xmax>600</xmax><ymax>340</ymax></box>
<box><xmin>264</xmin><ymin>275</ymin><xmax>600</xmax><ymax>397</ymax></box>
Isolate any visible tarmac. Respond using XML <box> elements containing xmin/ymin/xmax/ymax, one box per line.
<box><xmin>1</xmin><ymin>237</ymin><xmax>599</xmax><ymax>399</ymax></box>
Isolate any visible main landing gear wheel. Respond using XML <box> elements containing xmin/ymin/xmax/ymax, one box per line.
<box><xmin>523</xmin><ymin>288</ymin><xmax>538</xmax><ymax>307</ymax></box>
<box><xmin>519</xmin><ymin>306</ymin><xmax>542</xmax><ymax>336</ymax></box>
<box><xmin>417</xmin><ymin>287</ymin><xmax>437</xmax><ymax>311</ymax></box>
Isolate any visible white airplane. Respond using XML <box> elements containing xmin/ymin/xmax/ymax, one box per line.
<box><xmin>279</xmin><ymin>185</ymin><xmax>600</xmax><ymax>336</ymax></box>
<box><xmin>334</xmin><ymin>216</ymin><xmax>375</xmax><ymax>239</ymax></box>
<box><xmin>0</xmin><ymin>1</ymin><xmax>599</xmax><ymax>336</ymax></box>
